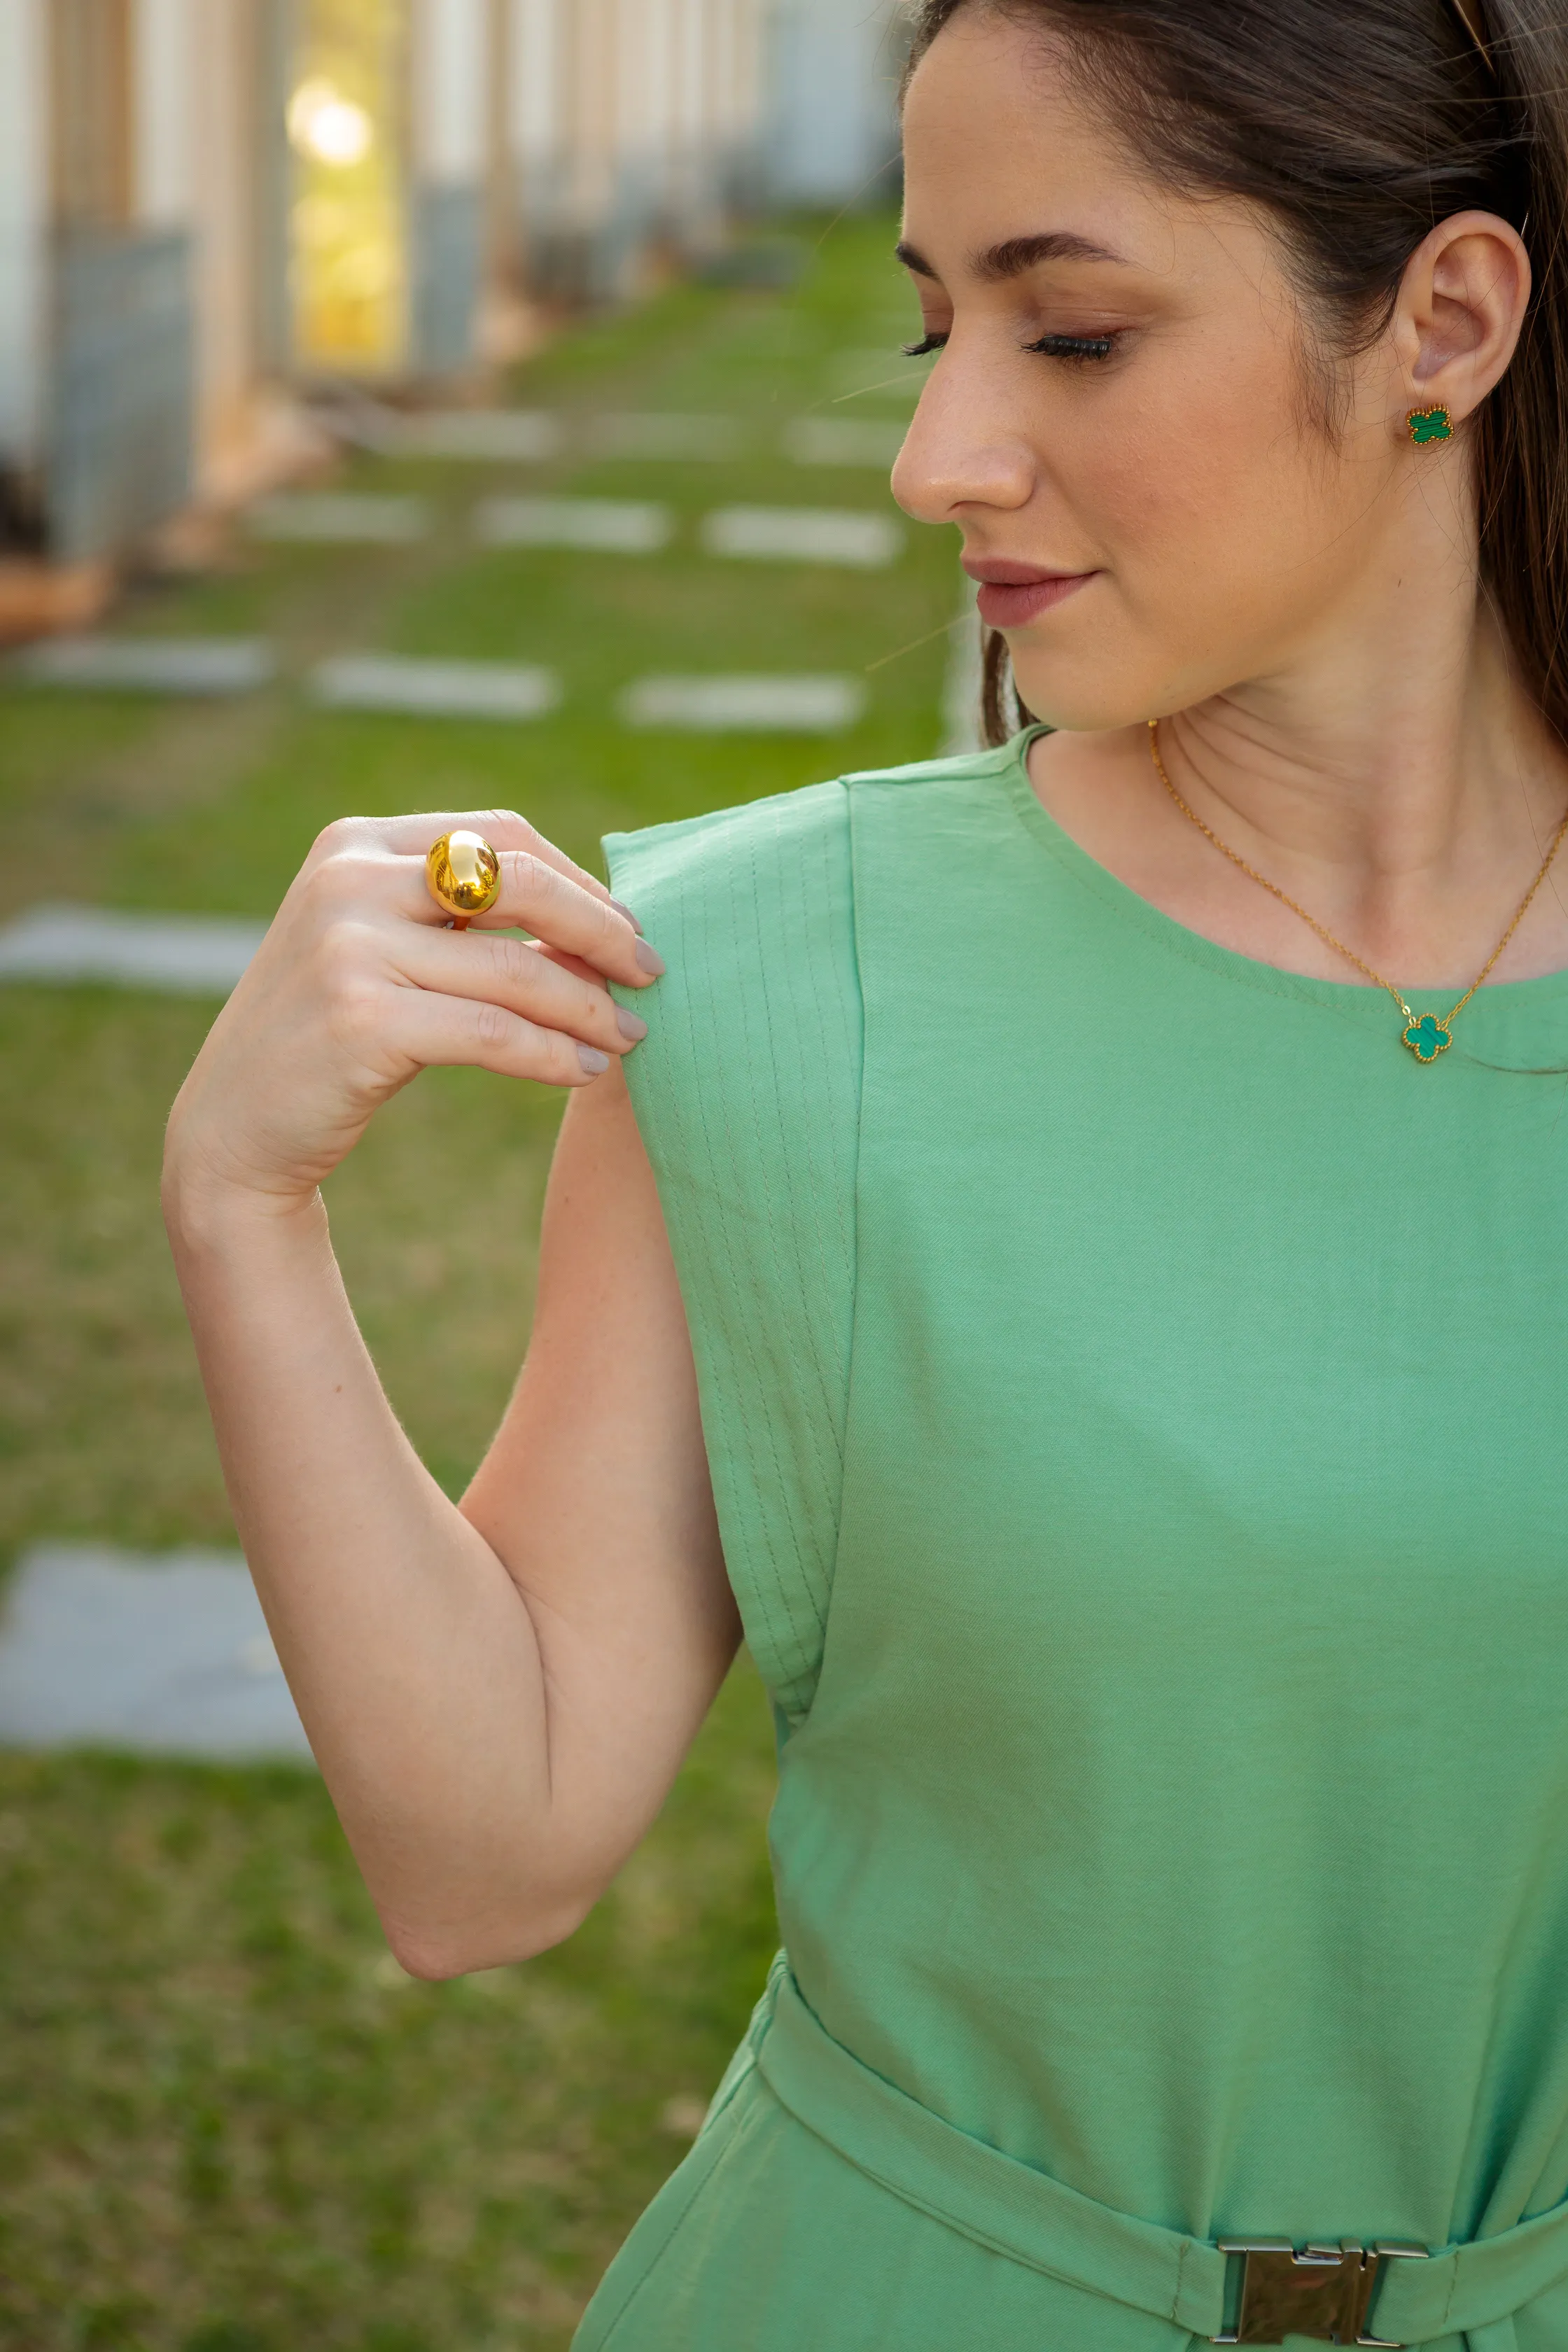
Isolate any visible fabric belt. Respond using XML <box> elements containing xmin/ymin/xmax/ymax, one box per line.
<box><xmin>752</xmin><ymin>1960</ymin><xmax>1568</xmax><ymax>2350</ymax></box>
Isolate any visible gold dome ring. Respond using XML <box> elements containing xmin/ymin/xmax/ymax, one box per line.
<box><xmin>426</xmin><ymin>831</ymin><xmax>502</xmax><ymax>930</ymax></box>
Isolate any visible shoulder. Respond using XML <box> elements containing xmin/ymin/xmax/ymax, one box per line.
<box><xmin>602</xmin><ymin>739</ymin><xmax>1023</xmax><ymax>920</ymax></box>
<box><xmin>603</xmin><ymin>776</ymin><xmax>846</xmax><ymax>925</ymax></box>
<box><xmin>602</xmin><ymin>741</ymin><xmax>1029</xmax><ymax>1070</ymax></box>
<box><xmin>604</xmin><ymin>783</ymin><xmax>851</xmax><ymax>1037</ymax></box>
<box><xmin>841</xmin><ymin>737</ymin><xmax>1027</xmax><ymax>795</ymax></box>
<box><xmin>603</xmin><ymin>778</ymin><xmax>857</xmax><ymax>1092</ymax></box>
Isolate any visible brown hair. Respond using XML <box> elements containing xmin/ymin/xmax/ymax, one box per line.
<box><xmin>905</xmin><ymin>0</ymin><xmax>1568</xmax><ymax>748</ymax></box>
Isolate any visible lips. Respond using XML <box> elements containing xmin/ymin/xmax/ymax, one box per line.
<box><xmin>963</xmin><ymin>558</ymin><xmax>1097</xmax><ymax>630</ymax></box>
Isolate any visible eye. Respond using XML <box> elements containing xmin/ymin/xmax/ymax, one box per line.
<box><xmin>1025</xmin><ymin>332</ymin><xmax>1118</xmax><ymax>363</ymax></box>
<box><xmin>902</xmin><ymin>332</ymin><xmax>948</xmax><ymax>358</ymax></box>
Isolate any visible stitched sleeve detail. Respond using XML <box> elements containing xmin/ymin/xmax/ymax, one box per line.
<box><xmin>606</xmin><ymin>781</ymin><xmax>862</xmax><ymax>1724</ymax></box>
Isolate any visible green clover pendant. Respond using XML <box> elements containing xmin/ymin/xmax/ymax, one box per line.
<box><xmin>1403</xmin><ymin>1013</ymin><xmax>1453</xmax><ymax>1063</ymax></box>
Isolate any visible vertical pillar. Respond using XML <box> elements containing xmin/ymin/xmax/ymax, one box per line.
<box><xmin>570</xmin><ymin>0</ymin><xmax>617</xmax><ymax>295</ymax></box>
<box><xmin>0</xmin><ymin>0</ymin><xmax>48</xmax><ymax>511</ymax></box>
<box><xmin>610</xmin><ymin>0</ymin><xmax>672</xmax><ymax>274</ymax></box>
<box><xmin>484</xmin><ymin>0</ymin><xmax>514</xmax><ymax>290</ymax></box>
<box><xmin>127</xmin><ymin>0</ymin><xmax>197</xmax><ymax>519</ymax></box>
<box><xmin>251</xmin><ymin>0</ymin><xmax>293</xmax><ymax>374</ymax></box>
<box><xmin>133</xmin><ymin>0</ymin><xmax>195</xmax><ymax>229</ymax></box>
<box><xmin>42</xmin><ymin>0</ymin><xmax>195</xmax><ymax>559</ymax></box>
<box><xmin>509</xmin><ymin>0</ymin><xmax>563</xmax><ymax>288</ymax></box>
<box><xmin>410</xmin><ymin>0</ymin><xmax>489</xmax><ymax>370</ymax></box>
<box><xmin>190</xmin><ymin>0</ymin><xmax>266</xmax><ymax>503</ymax></box>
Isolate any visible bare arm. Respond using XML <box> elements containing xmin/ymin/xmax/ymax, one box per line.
<box><xmin>164</xmin><ymin>810</ymin><xmax>738</xmax><ymax>1980</ymax></box>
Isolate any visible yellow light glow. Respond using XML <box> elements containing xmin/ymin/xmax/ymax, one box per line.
<box><xmin>288</xmin><ymin>76</ymin><xmax>374</xmax><ymax>167</ymax></box>
<box><xmin>288</xmin><ymin>0</ymin><xmax>407</xmax><ymax>374</ymax></box>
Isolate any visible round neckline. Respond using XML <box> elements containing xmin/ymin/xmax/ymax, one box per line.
<box><xmin>1001</xmin><ymin>724</ymin><xmax>1568</xmax><ymax>1031</ymax></box>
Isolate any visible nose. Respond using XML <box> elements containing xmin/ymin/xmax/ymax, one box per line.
<box><xmin>891</xmin><ymin>351</ymin><xmax>1037</xmax><ymax>526</ymax></box>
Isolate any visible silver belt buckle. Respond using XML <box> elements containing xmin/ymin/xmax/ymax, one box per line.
<box><xmin>1212</xmin><ymin>2238</ymin><xmax>1429</xmax><ymax>2346</ymax></box>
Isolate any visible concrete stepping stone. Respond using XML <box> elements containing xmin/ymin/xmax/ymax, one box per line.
<box><xmin>11</xmin><ymin>635</ymin><xmax>274</xmax><ymax>696</ymax></box>
<box><xmin>0</xmin><ymin>1544</ymin><xmax>312</xmax><ymax>1763</ymax></box>
<box><xmin>701</xmin><ymin>505</ymin><xmax>903</xmax><ymax>570</ymax></box>
<box><xmin>783</xmin><ymin>418</ymin><xmax>908</xmax><ymax>470</ymax></box>
<box><xmin>474</xmin><ymin>497</ymin><xmax>673</xmax><ymax>554</ymax></box>
<box><xmin>311</xmin><ymin>652</ymin><xmax>562</xmax><ymax>721</ymax></box>
<box><xmin>621</xmin><ymin>674</ymin><xmax>867</xmax><ymax>733</ymax></box>
<box><xmin>0</xmin><ymin>906</ymin><xmax>264</xmax><ymax>993</ymax></box>
<box><xmin>326</xmin><ymin>399</ymin><xmax>562</xmax><ymax>463</ymax></box>
<box><xmin>248</xmin><ymin>493</ymin><xmax>432</xmax><ymax>543</ymax></box>
<box><xmin>587</xmin><ymin>413</ymin><xmax>744</xmax><ymax>462</ymax></box>
<box><xmin>386</xmin><ymin>410</ymin><xmax>561</xmax><ymax>461</ymax></box>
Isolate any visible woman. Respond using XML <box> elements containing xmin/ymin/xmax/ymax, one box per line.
<box><xmin>164</xmin><ymin>0</ymin><xmax>1568</xmax><ymax>2344</ymax></box>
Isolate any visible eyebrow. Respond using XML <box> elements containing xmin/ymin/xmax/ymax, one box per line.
<box><xmin>896</xmin><ymin>231</ymin><xmax>1130</xmax><ymax>283</ymax></box>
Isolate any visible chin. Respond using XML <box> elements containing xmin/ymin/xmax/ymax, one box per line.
<box><xmin>1007</xmin><ymin>643</ymin><xmax>1166</xmax><ymax>736</ymax></box>
<box><xmin>1007</xmin><ymin>615</ymin><xmax>1252</xmax><ymax>734</ymax></box>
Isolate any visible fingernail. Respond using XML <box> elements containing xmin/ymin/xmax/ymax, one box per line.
<box><xmin>616</xmin><ymin>1007</ymin><xmax>649</xmax><ymax>1043</ymax></box>
<box><xmin>610</xmin><ymin>896</ymin><xmax>645</xmax><ymax>935</ymax></box>
<box><xmin>578</xmin><ymin>1046</ymin><xmax>611</xmax><ymax>1075</ymax></box>
<box><xmin>635</xmin><ymin>940</ymin><xmax>666</xmax><ymax>977</ymax></box>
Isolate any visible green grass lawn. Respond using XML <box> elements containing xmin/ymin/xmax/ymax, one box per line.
<box><xmin>0</xmin><ymin>213</ymin><xmax>959</xmax><ymax>2349</ymax></box>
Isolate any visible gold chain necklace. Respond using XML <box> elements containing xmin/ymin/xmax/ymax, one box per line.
<box><xmin>1148</xmin><ymin>720</ymin><xmax>1568</xmax><ymax>1062</ymax></box>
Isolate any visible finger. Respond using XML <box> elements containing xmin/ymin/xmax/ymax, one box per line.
<box><xmin>532</xmin><ymin>946</ymin><xmax>604</xmax><ymax>983</ymax></box>
<box><xmin>302</xmin><ymin>820</ymin><xmax>660</xmax><ymax>984</ymax></box>
<box><xmin>396</xmin><ymin>928</ymin><xmax>648</xmax><ymax>1055</ymax></box>
<box><xmin>396</xmin><ymin>987</ymin><xmax>614</xmax><ymax>1089</ymax></box>
<box><xmin>478</xmin><ymin>850</ymin><xmax>664</xmax><ymax>984</ymax></box>
<box><xmin>392</xmin><ymin>846</ymin><xmax>662</xmax><ymax>988</ymax></box>
<box><xmin>337</xmin><ymin>808</ymin><xmax>636</xmax><ymax>921</ymax></box>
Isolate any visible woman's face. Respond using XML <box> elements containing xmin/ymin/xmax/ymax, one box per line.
<box><xmin>892</xmin><ymin>11</ymin><xmax>1413</xmax><ymax>732</ymax></box>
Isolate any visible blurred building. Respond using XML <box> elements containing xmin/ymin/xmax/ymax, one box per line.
<box><xmin>1</xmin><ymin>0</ymin><xmax>293</xmax><ymax>581</ymax></box>
<box><xmin>0</xmin><ymin>0</ymin><xmax>906</xmax><ymax>603</ymax></box>
<box><xmin>514</xmin><ymin>0</ymin><xmax>760</xmax><ymax>304</ymax></box>
<box><xmin>764</xmin><ymin>0</ymin><xmax>904</xmax><ymax>211</ymax></box>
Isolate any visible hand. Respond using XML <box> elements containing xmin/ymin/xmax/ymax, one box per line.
<box><xmin>164</xmin><ymin>808</ymin><xmax>662</xmax><ymax>1216</ymax></box>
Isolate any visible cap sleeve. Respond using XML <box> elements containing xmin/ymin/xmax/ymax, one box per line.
<box><xmin>605</xmin><ymin>781</ymin><xmax>860</xmax><ymax>1727</ymax></box>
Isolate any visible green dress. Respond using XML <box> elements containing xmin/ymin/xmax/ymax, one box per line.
<box><xmin>582</xmin><ymin>732</ymin><xmax>1568</xmax><ymax>2352</ymax></box>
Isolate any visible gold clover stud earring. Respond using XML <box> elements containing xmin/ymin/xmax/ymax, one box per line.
<box><xmin>1407</xmin><ymin>405</ymin><xmax>1455</xmax><ymax>445</ymax></box>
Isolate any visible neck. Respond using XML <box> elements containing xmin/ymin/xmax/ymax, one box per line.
<box><xmin>1166</xmin><ymin>598</ymin><xmax>1547</xmax><ymax>886</ymax></box>
<box><xmin>1030</xmin><ymin>500</ymin><xmax>1568</xmax><ymax>993</ymax></box>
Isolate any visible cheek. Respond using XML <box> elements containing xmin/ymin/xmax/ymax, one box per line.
<box><xmin>1076</xmin><ymin>351</ymin><xmax>1324</xmax><ymax>589</ymax></box>
<box><xmin>1011</xmin><ymin>349</ymin><xmax>1367</xmax><ymax>725</ymax></box>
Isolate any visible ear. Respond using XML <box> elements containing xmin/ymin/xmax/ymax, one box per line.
<box><xmin>1388</xmin><ymin>209</ymin><xmax>1532</xmax><ymax>433</ymax></box>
